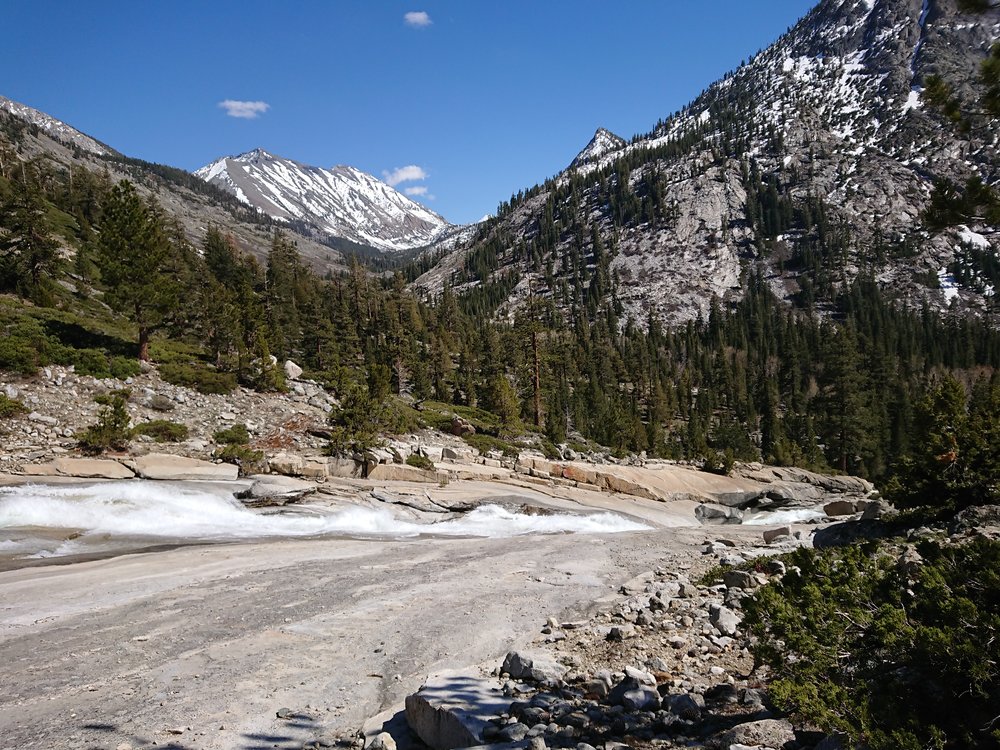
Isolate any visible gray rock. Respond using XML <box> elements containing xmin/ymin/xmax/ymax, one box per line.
<box><xmin>367</xmin><ymin>733</ymin><xmax>396</xmax><ymax>750</ymax></box>
<box><xmin>695</xmin><ymin>503</ymin><xmax>745</xmax><ymax>524</ymax></box>
<box><xmin>608</xmin><ymin>677</ymin><xmax>660</xmax><ymax>711</ymax></box>
<box><xmin>763</xmin><ymin>526</ymin><xmax>791</xmax><ymax>543</ymax></box>
<box><xmin>722</xmin><ymin>570</ymin><xmax>756</xmax><ymax>590</ymax></box>
<box><xmin>499</xmin><ymin>723</ymin><xmax>529</xmax><ymax>742</ymax></box>
<box><xmin>708</xmin><ymin>603</ymin><xmax>741</xmax><ymax>636</ymax></box>
<box><xmin>404</xmin><ymin>670</ymin><xmax>513</xmax><ymax>750</ymax></box>
<box><xmin>284</xmin><ymin>360</ymin><xmax>303</xmax><ymax>380</ymax></box>
<box><xmin>28</xmin><ymin>412</ymin><xmax>58</xmax><ymax>426</ymax></box>
<box><xmin>666</xmin><ymin>693</ymin><xmax>703</xmax><ymax>721</ymax></box>
<box><xmin>148</xmin><ymin>394</ymin><xmax>176</xmax><ymax>411</ymax></box>
<box><xmin>824</xmin><ymin>499</ymin><xmax>858</xmax><ymax>517</ymax></box>
<box><xmin>501</xmin><ymin>651</ymin><xmax>566</xmax><ymax>686</ymax></box>
<box><xmin>707</xmin><ymin>718</ymin><xmax>795</xmax><ymax>749</ymax></box>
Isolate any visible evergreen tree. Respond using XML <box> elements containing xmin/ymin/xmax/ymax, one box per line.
<box><xmin>95</xmin><ymin>181</ymin><xmax>182</xmax><ymax>361</ymax></box>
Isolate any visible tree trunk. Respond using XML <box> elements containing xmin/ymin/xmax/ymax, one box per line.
<box><xmin>532</xmin><ymin>329</ymin><xmax>542</xmax><ymax>429</ymax></box>
<box><xmin>138</xmin><ymin>326</ymin><xmax>150</xmax><ymax>362</ymax></box>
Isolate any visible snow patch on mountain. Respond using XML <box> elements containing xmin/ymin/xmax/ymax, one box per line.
<box><xmin>196</xmin><ymin>149</ymin><xmax>452</xmax><ymax>253</ymax></box>
<box><xmin>570</xmin><ymin>128</ymin><xmax>627</xmax><ymax>169</ymax></box>
<box><xmin>0</xmin><ymin>95</ymin><xmax>110</xmax><ymax>156</ymax></box>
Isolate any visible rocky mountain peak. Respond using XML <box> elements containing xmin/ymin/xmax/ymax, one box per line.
<box><xmin>0</xmin><ymin>94</ymin><xmax>113</xmax><ymax>157</ymax></box>
<box><xmin>570</xmin><ymin>127</ymin><xmax>627</xmax><ymax>169</ymax></box>
<box><xmin>195</xmin><ymin>149</ymin><xmax>452</xmax><ymax>253</ymax></box>
<box><xmin>418</xmin><ymin>0</ymin><xmax>1000</xmax><ymax>328</ymax></box>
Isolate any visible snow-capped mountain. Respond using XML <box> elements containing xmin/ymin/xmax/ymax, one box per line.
<box><xmin>569</xmin><ymin>128</ymin><xmax>626</xmax><ymax>169</ymax></box>
<box><xmin>196</xmin><ymin>149</ymin><xmax>451</xmax><ymax>253</ymax></box>
<box><xmin>417</xmin><ymin>0</ymin><xmax>1000</xmax><ymax>325</ymax></box>
<box><xmin>0</xmin><ymin>95</ymin><xmax>112</xmax><ymax>156</ymax></box>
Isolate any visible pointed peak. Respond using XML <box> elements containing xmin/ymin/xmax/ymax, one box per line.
<box><xmin>570</xmin><ymin>127</ymin><xmax>627</xmax><ymax>169</ymax></box>
<box><xmin>235</xmin><ymin>147</ymin><xmax>274</xmax><ymax>162</ymax></box>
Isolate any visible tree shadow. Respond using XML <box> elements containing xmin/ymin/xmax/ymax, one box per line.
<box><xmin>43</xmin><ymin>318</ymin><xmax>137</xmax><ymax>358</ymax></box>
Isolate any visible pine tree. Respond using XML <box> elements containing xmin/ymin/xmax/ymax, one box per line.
<box><xmin>96</xmin><ymin>181</ymin><xmax>182</xmax><ymax>361</ymax></box>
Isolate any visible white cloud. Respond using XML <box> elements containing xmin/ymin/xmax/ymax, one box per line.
<box><xmin>382</xmin><ymin>165</ymin><xmax>428</xmax><ymax>186</ymax></box>
<box><xmin>404</xmin><ymin>186</ymin><xmax>429</xmax><ymax>196</ymax></box>
<box><xmin>404</xmin><ymin>11</ymin><xmax>432</xmax><ymax>27</ymax></box>
<box><xmin>218</xmin><ymin>100</ymin><xmax>270</xmax><ymax>119</ymax></box>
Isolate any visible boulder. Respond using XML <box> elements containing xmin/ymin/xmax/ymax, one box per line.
<box><xmin>268</xmin><ymin>453</ymin><xmax>304</xmax><ymax>476</ymax></box>
<box><xmin>501</xmin><ymin>651</ymin><xmax>566</xmax><ymax>686</ymax></box>
<box><xmin>695</xmin><ymin>503</ymin><xmax>744</xmax><ymax>524</ymax></box>
<box><xmin>327</xmin><ymin>457</ymin><xmax>364</xmax><ymax>478</ymax></box>
<box><xmin>607</xmin><ymin>676</ymin><xmax>659</xmax><ymax>711</ymax></box>
<box><xmin>299</xmin><ymin>460</ymin><xmax>329</xmax><ymax>479</ymax></box>
<box><xmin>709</xmin><ymin>603</ymin><xmax>741</xmax><ymax>636</ymax></box>
<box><xmin>404</xmin><ymin>670</ymin><xmax>512</xmax><ymax>750</ymax></box>
<box><xmin>132</xmin><ymin>453</ymin><xmax>238</xmax><ymax>481</ymax></box>
<box><xmin>449</xmin><ymin>416</ymin><xmax>475</xmax><ymax>437</ymax></box>
<box><xmin>723</xmin><ymin>570</ymin><xmax>756</xmax><ymax>590</ymax></box>
<box><xmin>707</xmin><ymin>718</ymin><xmax>796</xmax><ymax>749</ymax></box>
<box><xmin>53</xmin><ymin>458</ymin><xmax>134</xmax><ymax>479</ymax></box>
<box><xmin>240</xmin><ymin>475</ymin><xmax>316</xmax><ymax>506</ymax></box>
<box><xmin>763</xmin><ymin>526</ymin><xmax>791</xmax><ymax>543</ymax></box>
<box><xmin>824</xmin><ymin>500</ymin><xmax>858</xmax><ymax>517</ymax></box>
<box><xmin>419</xmin><ymin>445</ymin><xmax>445</xmax><ymax>463</ymax></box>
<box><xmin>667</xmin><ymin>693</ymin><xmax>704</xmax><ymax>721</ymax></box>
<box><xmin>283</xmin><ymin>360</ymin><xmax>303</xmax><ymax>380</ymax></box>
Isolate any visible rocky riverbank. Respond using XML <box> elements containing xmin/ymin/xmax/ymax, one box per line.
<box><xmin>0</xmin><ymin>363</ymin><xmax>891</xmax><ymax>750</ymax></box>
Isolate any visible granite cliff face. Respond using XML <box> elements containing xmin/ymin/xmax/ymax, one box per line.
<box><xmin>417</xmin><ymin>0</ymin><xmax>1000</xmax><ymax>325</ymax></box>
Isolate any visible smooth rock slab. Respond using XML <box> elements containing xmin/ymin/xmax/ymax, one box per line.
<box><xmin>53</xmin><ymin>458</ymin><xmax>135</xmax><ymax>479</ymax></box>
<box><xmin>132</xmin><ymin>453</ymin><xmax>238</xmax><ymax>481</ymax></box>
<box><xmin>405</xmin><ymin>670</ymin><xmax>513</xmax><ymax>750</ymax></box>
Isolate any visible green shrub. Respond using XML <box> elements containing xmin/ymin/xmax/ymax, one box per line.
<box><xmin>0</xmin><ymin>393</ymin><xmax>27</xmax><ymax>418</ymax></box>
<box><xmin>462</xmin><ymin>433</ymin><xmax>520</xmax><ymax>458</ymax></box>
<box><xmin>743</xmin><ymin>540</ymin><xmax>1000</xmax><ymax>750</ymax></box>
<box><xmin>406</xmin><ymin>453</ymin><xmax>435</xmax><ymax>470</ymax></box>
<box><xmin>213</xmin><ymin>424</ymin><xmax>250</xmax><ymax>445</ymax></box>
<box><xmin>0</xmin><ymin>337</ymin><xmax>39</xmax><ymax>374</ymax></box>
<box><xmin>109</xmin><ymin>356</ymin><xmax>141</xmax><ymax>380</ymax></box>
<box><xmin>132</xmin><ymin>419</ymin><xmax>188</xmax><ymax>442</ymax></box>
<box><xmin>159</xmin><ymin>362</ymin><xmax>237</xmax><ymax>394</ymax></box>
<box><xmin>540</xmin><ymin>440</ymin><xmax>561</xmax><ymax>460</ymax></box>
<box><xmin>77</xmin><ymin>390</ymin><xmax>131</xmax><ymax>454</ymax></box>
<box><xmin>214</xmin><ymin>444</ymin><xmax>264</xmax><ymax>476</ymax></box>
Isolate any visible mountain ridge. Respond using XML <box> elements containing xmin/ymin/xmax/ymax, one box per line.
<box><xmin>415</xmin><ymin>0</ymin><xmax>1000</xmax><ymax>327</ymax></box>
<box><xmin>196</xmin><ymin>148</ymin><xmax>453</xmax><ymax>254</ymax></box>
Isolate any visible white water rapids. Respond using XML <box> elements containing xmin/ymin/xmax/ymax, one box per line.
<box><xmin>0</xmin><ymin>481</ymin><xmax>650</xmax><ymax>562</ymax></box>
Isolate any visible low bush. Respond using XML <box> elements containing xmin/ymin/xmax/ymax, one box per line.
<box><xmin>213</xmin><ymin>424</ymin><xmax>250</xmax><ymax>445</ymax></box>
<box><xmin>462</xmin><ymin>433</ymin><xmax>520</xmax><ymax>457</ymax></box>
<box><xmin>743</xmin><ymin>540</ymin><xmax>1000</xmax><ymax>749</ymax></box>
<box><xmin>214</xmin><ymin>444</ymin><xmax>265</xmax><ymax>476</ymax></box>
<box><xmin>132</xmin><ymin>419</ymin><xmax>188</xmax><ymax>442</ymax></box>
<box><xmin>159</xmin><ymin>362</ymin><xmax>237</xmax><ymax>395</ymax></box>
<box><xmin>405</xmin><ymin>453</ymin><xmax>435</xmax><ymax>470</ymax></box>
<box><xmin>0</xmin><ymin>393</ymin><xmax>27</xmax><ymax>418</ymax></box>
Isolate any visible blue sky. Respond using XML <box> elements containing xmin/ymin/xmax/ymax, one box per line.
<box><xmin>3</xmin><ymin>1</ymin><xmax>815</xmax><ymax>224</ymax></box>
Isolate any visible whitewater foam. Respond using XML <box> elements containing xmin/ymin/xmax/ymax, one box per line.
<box><xmin>0</xmin><ymin>482</ymin><xmax>649</xmax><ymax>556</ymax></box>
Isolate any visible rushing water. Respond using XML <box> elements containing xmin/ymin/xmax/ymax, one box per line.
<box><xmin>0</xmin><ymin>481</ymin><xmax>650</xmax><ymax>564</ymax></box>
